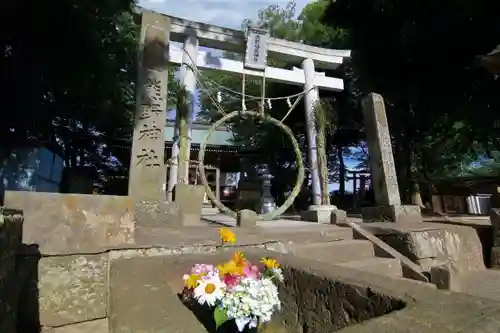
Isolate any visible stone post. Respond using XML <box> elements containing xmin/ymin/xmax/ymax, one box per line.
<box><xmin>300</xmin><ymin>58</ymin><xmax>337</xmax><ymax>223</ymax></box>
<box><xmin>167</xmin><ymin>34</ymin><xmax>199</xmax><ymax>194</ymax></box>
<box><xmin>129</xmin><ymin>11</ymin><xmax>170</xmax><ymax>203</ymax></box>
<box><xmin>301</xmin><ymin>58</ymin><xmax>322</xmax><ymax>206</ymax></box>
<box><xmin>361</xmin><ymin>93</ymin><xmax>421</xmax><ymax>223</ymax></box>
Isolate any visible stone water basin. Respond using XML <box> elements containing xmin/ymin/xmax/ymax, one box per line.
<box><xmin>108</xmin><ymin>250</ymin><xmax>407</xmax><ymax>333</ymax></box>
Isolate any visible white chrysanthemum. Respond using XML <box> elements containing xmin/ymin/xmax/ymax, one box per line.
<box><xmin>271</xmin><ymin>268</ymin><xmax>284</xmax><ymax>282</ymax></box>
<box><xmin>193</xmin><ymin>275</ymin><xmax>226</xmax><ymax>307</ymax></box>
<box><xmin>221</xmin><ymin>277</ymin><xmax>281</xmax><ymax>332</ymax></box>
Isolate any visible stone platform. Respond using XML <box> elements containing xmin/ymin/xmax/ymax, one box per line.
<box><xmin>4</xmin><ymin>190</ymin><xmax>500</xmax><ymax>333</ymax></box>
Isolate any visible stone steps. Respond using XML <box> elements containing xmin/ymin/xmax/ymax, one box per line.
<box><xmin>337</xmin><ymin>257</ymin><xmax>403</xmax><ymax>278</ymax></box>
<box><xmin>288</xmin><ymin>236</ymin><xmax>406</xmax><ymax>279</ymax></box>
<box><xmin>291</xmin><ymin>239</ymin><xmax>375</xmax><ymax>264</ymax></box>
<box><xmin>262</xmin><ymin>224</ymin><xmax>354</xmax><ymax>238</ymax></box>
<box><xmin>284</xmin><ymin>232</ymin><xmax>431</xmax><ymax>283</ymax></box>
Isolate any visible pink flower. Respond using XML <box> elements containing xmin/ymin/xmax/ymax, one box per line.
<box><xmin>244</xmin><ymin>265</ymin><xmax>261</xmax><ymax>280</ymax></box>
<box><xmin>223</xmin><ymin>274</ymin><xmax>241</xmax><ymax>288</ymax></box>
<box><xmin>190</xmin><ymin>264</ymin><xmax>218</xmax><ymax>278</ymax></box>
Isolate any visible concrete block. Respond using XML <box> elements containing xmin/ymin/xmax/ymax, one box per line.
<box><xmin>331</xmin><ymin>209</ymin><xmax>347</xmax><ymax>225</ymax></box>
<box><xmin>174</xmin><ymin>184</ymin><xmax>206</xmax><ymax>226</ymax></box>
<box><xmin>430</xmin><ymin>264</ymin><xmax>461</xmax><ymax>291</ymax></box>
<box><xmin>237</xmin><ymin>209</ymin><xmax>258</xmax><ymax>227</ymax></box>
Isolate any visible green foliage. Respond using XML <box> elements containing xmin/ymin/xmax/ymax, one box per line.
<box><xmin>322</xmin><ymin>0</ymin><xmax>500</xmax><ymax>202</ymax></box>
<box><xmin>2</xmin><ymin>0</ymin><xmax>181</xmax><ymax>190</ymax></box>
<box><xmin>213</xmin><ymin>307</ymin><xmax>228</xmax><ymax>329</ymax></box>
<box><xmin>2</xmin><ymin>0</ymin><xmax>138</xmax><ymax>173</ymax></box>
<box><xmin>300</xmin><ymin>0</ymin><xmax>349</xmax><ymax>49</ymax></box>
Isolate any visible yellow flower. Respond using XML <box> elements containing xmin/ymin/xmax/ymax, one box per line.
<box><xmin>217</xmin><ymin>260</ymin><xmax>244</xmax><ymax>276</ymax></box>
<box><xmin>232</xmin><ymin>251</ymin><xmax>247</xmax><ymax>267</ymax></box>
<box><xmin>219</xmin><ymin>227</ymin><xmax>236</xmax><ymax>244</ymax></box>
<box><xmin>184</xmin><ymin>273</ymin><xmax>202</xmax><ymax>289</ymax></box>
<box><xmin>261</xmin><ymin>257</ymin><xmax>280</xmax><ymax>269</ymax></box>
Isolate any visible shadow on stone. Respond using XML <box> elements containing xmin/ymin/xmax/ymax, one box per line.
<box><xmin>178</xmin><ymin>294</ymin><xmax>257</xmax><ymax>333</ymax></box>
<box><xmin>178</xmin><ymin>294</ymin><xmax>216</xmax><ymax>333</ymax></box>
<box><xmin>16</xmin><ymin>243</ymin><xmax>41</xmax><ymax>333</ymax></box>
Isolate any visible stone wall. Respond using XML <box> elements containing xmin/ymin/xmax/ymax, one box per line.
<box><xmin>30</xmin><ymin>248</ymin><xmax>500</xmax><ymax>333</ymax></box>
<box><xmin>362</xmin><ymin>222</ymin><xmax>485</xmax><ymax>273</ymax></box>
<box><xmin>0</xmin><ymin>209</ymin><xmax>24</xmax><ymax>333</ymax></box>
<box><xmin>4</xmin><ymin>191</ymin><xmax>135</xmax><ymax>254</ymax></box>
<box><xmin>490</xmin><ymin>209</ymin><xmax>500</xmax><ymax>268</ymax></box>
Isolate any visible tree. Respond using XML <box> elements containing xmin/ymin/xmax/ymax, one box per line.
<box><xmin>3</xmin><ymin>1</ymin><xmax>137</xmax><ymax>179</ymax></box>
<box><xmin>322</xmin><ymin>0</ymin><xmax>500</xmax><ymax>205</ymax></box>
<box><xmin>2</xmin><ymin>0</ymin><xmax>180</xmax><ymax>192</ymax></box>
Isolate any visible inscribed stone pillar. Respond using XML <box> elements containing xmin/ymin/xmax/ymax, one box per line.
<box><xmin>128</xmin><ymin>11</ymin><xmax>170</xmax><ymax>203</ymax></box>
<box><xmin>361</xmin><ymin>93</ymin><xmax>421</xmax><ymax>223</ymax></box>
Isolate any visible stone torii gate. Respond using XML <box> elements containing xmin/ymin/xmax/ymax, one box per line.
<box><xmin>128</xmin><ymin>8</ymin><xmax>350</xmax><ymax>219</ymax></box>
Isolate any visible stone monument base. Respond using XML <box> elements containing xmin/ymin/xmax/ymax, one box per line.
<box><xmin>134</xmin><ymin>201</ymin><xmax>183</xmax><ymax>227</ymax></box>
<box><xmin>300</xmin><ymin>205</ymin><xmax>337</xmax><ymax>224</ymax></box>
<box><xmin>362</xmin><ymin>204</ymin><xmax>422</xmax><ymax>223</ymax></box>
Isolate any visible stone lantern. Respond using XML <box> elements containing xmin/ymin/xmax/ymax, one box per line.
<box><xmin>256</xmin><ymin>165</ymin><xmax>277</xmax><ymax>218</ymax></box>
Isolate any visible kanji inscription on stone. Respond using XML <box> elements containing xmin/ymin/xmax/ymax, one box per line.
<box><xmin>139</xmin><ymin>121</ymin><xmax>161</xmax><ymax>140</ymax></box>
<box><xmin>128</xmin><ymin>11</ymin><xmax>171</xmax><ymax>203</ymax></box>
<box><xmin>362</xmin><ymin>93</ymin><xmax>401</xmax><ymax>206</ymax></box>
<box><xmin>136</xmin><ymin>148</ymin><xmax>161</xmax><ymax>167</ymax></box>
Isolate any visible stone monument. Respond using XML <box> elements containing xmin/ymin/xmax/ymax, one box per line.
<box><xmin>128</xmin><ymin>10</ymin><xmax>182</xmax><ymax>226</ymax></box>
<box><xmin>361</xmin><ymin>93</ymin><xmax>422</xmax><ymax>223</ymax></box>
<box><xmin>129</xmin><ymin>11</ymin><xmax>170</xmax><ymax>203</ymax></box>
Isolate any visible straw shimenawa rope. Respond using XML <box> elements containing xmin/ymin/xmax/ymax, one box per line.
<box><xmin>197</xmin><ymin>111</ymin><xmax>305</xmax><ymax>221</ymax></box>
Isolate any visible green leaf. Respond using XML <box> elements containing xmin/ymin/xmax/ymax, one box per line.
<box><xmin>0</xmin><ymin>214</ymin><xmax>4</xmax><ymax>227</ymax></box>
<box><xmin>214</xmin><ymin>307</ymin><xmax>228</xmax><ymax>329</ymax></box>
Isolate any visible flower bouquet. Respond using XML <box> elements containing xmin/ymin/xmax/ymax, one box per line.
<box><xmin>181</xmin><ymin>228</ymin><xmax>283</xmax><ymax>332</ymax></box>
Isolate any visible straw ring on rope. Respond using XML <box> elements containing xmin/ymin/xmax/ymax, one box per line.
<box><xmin>197</xmin><ymin>111</ymin><xmax>305</xmax><ymax>221</ymax></box>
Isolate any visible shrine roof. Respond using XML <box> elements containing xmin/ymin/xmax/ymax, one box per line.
<box><xmin>164</xmin><ymin>120</ymin><xmax>241</xmax><ymax>147</ymax></box>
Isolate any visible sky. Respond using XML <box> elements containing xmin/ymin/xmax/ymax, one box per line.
<box><xmin>138</xmin><ymin>0</ymin><xmax>362</xmax><ymax>191</ymax></box>
<box><xmin>138</xmin><ymin>0</ymin><xmax>311</xmax><ymax>29</ymax></box>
